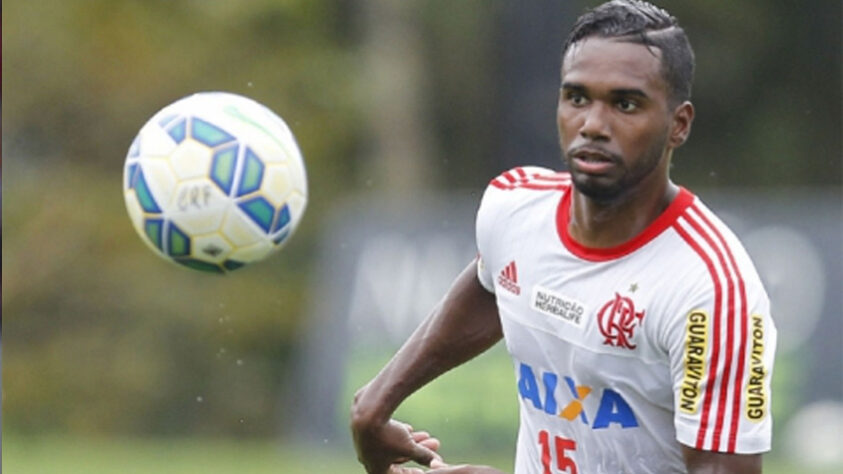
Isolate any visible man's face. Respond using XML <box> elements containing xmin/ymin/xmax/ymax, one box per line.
<box><xmin>558</xmin><ymin>37</ymin><xmax>675</xmax><ymax>203</ymax></box>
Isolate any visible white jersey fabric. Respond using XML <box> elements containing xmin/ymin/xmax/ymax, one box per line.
<box><xmin>475</xmin><ymin>167</ymin><xmax>776</xmax><ymax>474</ymax></box>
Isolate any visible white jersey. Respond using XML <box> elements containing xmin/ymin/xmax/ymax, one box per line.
<box><xmin>475</xmin><ymin>167</ymin><xmax>776</xmax><ymax>474</ymax></box>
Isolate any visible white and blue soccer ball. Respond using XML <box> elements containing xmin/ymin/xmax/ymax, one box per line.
<box><xmin>123</xmin><ymin>92</ymin><xmax>307</xmax><ymax>273</ymax></box>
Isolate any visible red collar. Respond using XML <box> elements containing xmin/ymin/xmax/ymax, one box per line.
<box><xmin>556</xmin><ymin>187</ymin><xmax>695</xmax><ymax>261</ymax></box>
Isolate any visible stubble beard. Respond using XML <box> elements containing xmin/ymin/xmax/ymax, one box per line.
<box><xmin>564</xmin><ymin>131</ymin><xmax>670</xmax><ymax>204</ymax></box>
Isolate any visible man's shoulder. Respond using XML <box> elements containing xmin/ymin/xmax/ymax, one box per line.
<box><xmin>487</xmin><ymin>166</ymin><xmax>571</xmax><ymax>192</ymax></box>
<box><xmin>479</xmin><ymin>166</ymin><xmax>571</xmax><ymax>215</ymax></box>
<box><xmin>668</xmin><ymin>190</ymin><xmax>768</xmax><ymax>299</ymax></box>
<box><xmin>475</xmin><ymin>167</ymin><xmax>571</xmax><ymax>253</ymax></box>
<box><xmin>672</xmin><ymin>191</ymin><xmax>753</xmax><ymax>264</ymax></box>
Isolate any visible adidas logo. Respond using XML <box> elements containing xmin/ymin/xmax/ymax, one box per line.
<box><xmin>498</xmin><ymin>261</ymin><xmax>521</xmax><ymax>295</ymax></box>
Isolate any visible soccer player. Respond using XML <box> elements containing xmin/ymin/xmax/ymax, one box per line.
<box><xmin>350</xmin><ymin>1</ymin><xmax>777</xmax><ymax>473</ymax></box>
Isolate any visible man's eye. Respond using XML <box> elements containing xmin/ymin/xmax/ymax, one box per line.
<box><xmin>568</xmin><ymin>93</ymin><xmax>588</xmax><ymax>106</ymax></box>
<box><xmin>617</xmin><ymin>98</ymin><xmax>638</xmax><ymax>112</ymax></box>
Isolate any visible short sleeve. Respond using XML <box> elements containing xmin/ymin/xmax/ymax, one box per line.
<box><xmin>474</xmin><ymin>166</ymin><xmax>563</xmax><ymax>294</ymax></box>
<box><xmin>476</xmin><ymin>255</ymin><xmax>495</xmax><ymax>293</ymax></box>
<box><xmin>474</xmin><ymin>179</ymin><xmax>499</xmax><ymax>294</ymax></box>
<box><xmin>665</xmin><ymin>260</ymin><xmax>777</xmax><ymax>454</ymax></box>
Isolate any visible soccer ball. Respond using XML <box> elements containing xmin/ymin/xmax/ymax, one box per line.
<box><xmin>123</xmin><ymin>92</ymin><xmax>307</xmax><ymax>273</ymax></box>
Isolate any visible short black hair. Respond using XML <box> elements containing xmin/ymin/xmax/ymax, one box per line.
<box><xmin>563</xmin><ymin>0</ymin><xmax>695</xmax><ymax>106</ymax></box>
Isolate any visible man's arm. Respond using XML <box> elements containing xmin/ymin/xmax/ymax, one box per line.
<box><xmin>350</xmin><ymin>258</ymin><xmax>502</xmax><ymax>474</ymax></box>
<box><xmin>682</xmin><ymin>446</ymin><xmax>762</xmax><ymax>473</ymax></box>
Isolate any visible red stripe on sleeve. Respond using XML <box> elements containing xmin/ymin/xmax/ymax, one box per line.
<box><xmin>487</xmin><ymin>170</ymin><xmax>571</xmax><ymax>192</ymax></box>
<box><xmin>489</xmin><ymin>167</ymin><xmax>571</xmax><ymax>191</ymax></box>
<box><xmin>692</xmin><ymin>206</ymin><xmax>749</xmax><ymax>453</ymax></box>
<box><xmin>683</xmin><ymin>209</ymin><xmax>738</xmax><ymax>452</ymax></box>
<box><xmin>521</xmin><ymin>183</ymin><xmax>570</xmax><ymax>191</ymax></box>
<box><xmin>531</xmin><ymin>174</ymin><xmax>572</xmax><ymax>182</ymax></box>
<box><xmin>673</xmin><ymin>219</ymin><xmax>724</xmax><ymax>451</ymax></box>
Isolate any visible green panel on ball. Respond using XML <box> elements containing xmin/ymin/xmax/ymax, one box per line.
<box><xmin>144</xmin><ymin>219</ymin><xmax>164</xmax><ymax>251</ymax></box>
<box><xmin>271</xmin><ymin>204</ymin><xmax>291</xmax><ymax>233</ymax></box>
<box><xmin>223</xmin><ymin>260</ymin><xmax>245</xmax><ymax>271</ymax></box>
<box><xmin>158</xmin><ymin>114</ymin><xmax>178</xmax><ymax>128</ymax></box>
<box><xmin>126</xmin><ymin>163</ymin><xmax>139</xmax><ymax>190</ymax></box>
<box><xmin>236</xmin><ymin>148</ymin><xmax>264</xmax><ymax>197</ymax></box>
<box><xmin>211</xmin><ymin>145</ymin><xmax>238</xmax><ymax>194</ymax></box>
<box><xmin>167</xmin><ymin>223</ymin><xmax>191</xmax><ymax>257</ymax></box>
<box><xmin>238</xmin><ymin>197</ymin><xmax>274</xmax><ymax>233</ymax></box>
<box><xmin>134</xmin><ymin>170</ymin><xmax>162</xmax><ymax>213</ymax></box>
<box><xmin>167</xmin><ymin>118</ymin><xmax>187</xmax><ymax>144</ymax></box>
<box><xmin>191</xmin><ymin>118</ymin><xmax>236</xmax><ymax>147</ymax></box>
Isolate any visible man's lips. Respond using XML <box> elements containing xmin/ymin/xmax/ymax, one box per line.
<box><xmin>569</xmin><ymin>147</ymin><xmax>618</xmax><ymax>174</ymax></box>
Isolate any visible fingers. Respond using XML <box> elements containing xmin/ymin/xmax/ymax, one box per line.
<box><xmin>426</xmin><ymin>465</ymin><xmax>478</xmax><ymax>474</ymax></box>
<box><xmin>419</xmin><ymin>437</ymin><xmax>441</xmax><ymax>452</ymax></box>
<box><xmin>411</xmin><ymin>430</ymin><xmax>442</xmax><ymax>453</ymax></box>
<box><xmin>388</xmin><ymin>456</ymin><xmax>449</xmax><ymax>474</ymax></box>
<box><xmin>388</xmin><ymin>466</ymin><xmax>426</xmax><ymax>474</ymax></box>
<box><xmin>404</xmin><ymin>426</ymin><xmax>442</xmax><ymax>466</ymax></box>
<box><xmin>429</xmin><ymin>459</ymin><xmax>450</xmax><ymax>469</ymax></box>
<box><xmin>409</xmin><ymin>441</ymin><xmax>442</xmax><ymax>467</ymax></box>
<box><xmin>357</xmin><ymin>419</ymin><xmax>444</xmax><ymax>472</ymax></box>
<box><xmin>411</xmin><ymin>430</ymin><xmax>430</xmax><ymax>442</ymax></box>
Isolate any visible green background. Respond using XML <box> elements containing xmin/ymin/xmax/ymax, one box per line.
<box><xmin>3</xmin><ymin>0</ymin><xmax>841</xmax><ymax>472</ymax></box>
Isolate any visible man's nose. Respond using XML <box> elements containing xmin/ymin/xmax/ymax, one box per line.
<box><xmin>579</xmin><ymin>103</ymin><xmax>610</xmax><ymax>141</ymax></box>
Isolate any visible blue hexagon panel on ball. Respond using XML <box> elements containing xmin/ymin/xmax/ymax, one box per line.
<box><xmin>123</xmin><ymin>92</ymin><xmax>308</xmax><ymax>273</ymax></box>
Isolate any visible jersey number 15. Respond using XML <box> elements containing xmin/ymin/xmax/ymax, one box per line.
<box><xmin>538</xmin><ymin>430</ymin><xmax>578</xmax><ymax>474</ymax></box>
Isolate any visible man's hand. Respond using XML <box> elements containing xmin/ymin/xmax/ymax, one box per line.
<box><xmin>425</xmin><ymin>461</ymin><xmax>506</xmax><ymax>474</ymax></box>
<box><xmin>350</xmin><ymin>260</ymin><xmax>501</xmax><ymax>473</ymax></box>
<box><xmin>385</xmin><ymin>459</ymin><xmax>507</xmax><ymax>474</ymax></box>
<box><xmin>351</xmin><ymin>415</ymin><xmax>442</xmax><ymax>474</ymax></box>
<box><xmin>389</xmin><ymin>460</ymin><xmax>506</xmax><ymax>474</ymax></box>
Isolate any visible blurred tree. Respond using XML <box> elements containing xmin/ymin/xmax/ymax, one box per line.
<box><xmin>2</xmin><ymin>0</ymin><xmax>363</xmax><ymax>436</ymax></box>
<box><xmin>358</xmin><ymin>0</ymin><xmax>435</xmax><ymax>195</ymax></box>
<box><xmin>668</xmin><ymin>0</ymin><xmax>842</xmax><ymax>188</ymax></box>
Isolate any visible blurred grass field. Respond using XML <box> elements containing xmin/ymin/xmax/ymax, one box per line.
<box><xmin>2</xmin><ymin>434</ymin><xmax>514</xmax><ymax>474</ymax></box>
<box><xmin>4</xmin><ymin>435</ymin><xmax>353</xmax><ymax>474</ymax></box>
<box><xmin>4</xmin><ymin>434</ymin><xmax>841</xmax><ymax>474</ymax></box>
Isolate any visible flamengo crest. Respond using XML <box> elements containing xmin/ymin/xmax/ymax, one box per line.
<box><xmin>597</xmin><ymin>292</ymin><xmax>645</xmax><ymax>349</ymax></box>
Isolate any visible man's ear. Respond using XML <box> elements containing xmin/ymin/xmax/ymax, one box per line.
<box><xmin>669</xmin><ymin>101</ymin><xmax>695</xmax><ymax>149</ymax></box>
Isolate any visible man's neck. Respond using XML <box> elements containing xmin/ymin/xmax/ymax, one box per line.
<box><xmin>568</xmin><ymin>178</ymin><xmax>679</xmax><ymax>249</ymax></box>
